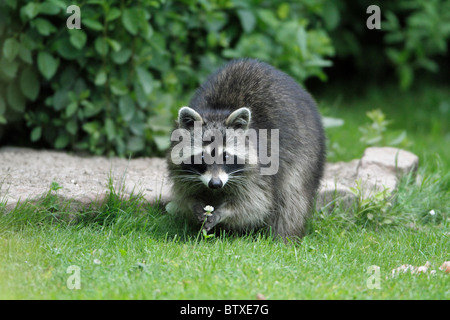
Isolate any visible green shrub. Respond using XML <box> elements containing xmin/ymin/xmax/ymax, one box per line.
<box><xmin>325</xmin><ymin>0</ymin><xmax>450</xmax><ymax>89</ymax></box>
<box><xmin>0</xmin><ymin>0</ymin><xmax>334</xmax><ymax>156</ymax></box>
<box><xmin>383</xmin><ymin>0</ymin><xmax>450</xmax><ymax>89</ymax></box>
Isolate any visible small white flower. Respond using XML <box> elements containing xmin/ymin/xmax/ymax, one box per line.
<box><xmin>204</xmin><ymin>205</ymin><xmax>214</xmax><ymax>213</ymax></box>
<box><xmin>429</xmin><ymin>209</ymin><xmax>436</xmax><ymax>216</ymax></box>
<box><xmin>93</xmin><ymin>259</ymin><xmax>101</xmax><ymax>265</ymax></box>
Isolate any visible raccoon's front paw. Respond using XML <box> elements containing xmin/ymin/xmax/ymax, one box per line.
<box><xmin>192</xmin><ymin>203</ymin><xmax>207</xmax><ymax>223</ymax></box>
<box><xmin>192</xmin><ymin>203</ymin><xmax>220</xmax><ymax>232</ymax></box>
<box><xmin>202</xmin><ymin>213</ymin><xmax>219</xmax><ymax>232</ymax></box>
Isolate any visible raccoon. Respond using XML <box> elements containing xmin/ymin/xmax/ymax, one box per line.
<box><xmin>167</xmin><ymin>59</ymin><xmax>325</xmax><ymax>239</ymax></box>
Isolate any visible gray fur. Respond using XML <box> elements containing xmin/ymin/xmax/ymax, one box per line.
<box><xmin>167</xmin><ymin>59</ymin><xmax>325</xmax><ymax>239</ymax></box>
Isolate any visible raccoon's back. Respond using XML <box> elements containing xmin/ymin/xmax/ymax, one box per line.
<box><xmin>189</xmin><ymin>59</ymin><xmax>322</xmax><ymax>135</ymax></box>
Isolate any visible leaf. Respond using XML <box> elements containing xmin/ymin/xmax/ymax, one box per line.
<box><xmin>7</xmin><ymin>83</ymin><xmax>26</xmax><ymax>112</ymax></box>
<box><xmin>37</xmin><ymin>51</ymin><xmax>60</xmax><ymax>80</ymax></box>
<box><xmin>127</xmin><ymin>136</ymin><xmax>144</xmax><ymax>152</ymax></box>
<box><xmin>82</xmin><ymin>18</ymin><xmax>103</xmax><ymax>31</ymax></box>
<box><xmin>3</xmin><ymin>38</ymin><xmax>20</xmax><ymax>62</ymax></box>
<box><xmin>82</xmin><ymin>121</ymin><xmax>100</xmax><ymax>134</ymax></box>
<box><xmin>0</xmin><ymin>57</ymin><xmax>18</xmax><ymax>78</ymax></box>
<box><xmin>304</xmin><ymin>58</ymin><xmax>333</xmax><ymax>67</ymax></box>
<box><xmin>139</xmin><ymin>15</ymin><xmax>153</xmax><ymax>39</ymax></box>
<box><xmin>106</xmin><ymin>38</ymin><xmax>121</xmax><ymax>52</ymax></box>
<box><xmin>109</xmin><ymin>78</ymin><xmax>128</xmax><ymax>96</ymax></box>
<box><xmin>54</xmin><ymin>133</ymin><xmax>70</xmax><ymax>149</ymax></box>
<box><xmin>94</xmin><ymin>70</ymin><xmax>107</xmax><ymax>86</ymax></box>
<box><xmin>38</xmin><ymin>2</ymin><xmax>61</xmax><ymax>15</ymax></box>
<box><xmin>237</xmin><ymin>9</ymin><xmax>256</xmax><ymax>33</ymax></box>
<box><xmin>94</xmin><ymin>37</ymin><xmax>109</xmax><ymax>56</ymax></box>
<box><xmin>20</xmin><ymin>67</ymin><xmax>40</xmax><ymax>101</ymax></box>
<box><xmin>104</xmin><ymin>118</ymin><xmax>115</xmax><ymax>141</ymax></box>
<box><xmin>21</xmin><ymin>2</ymin><xmax>41</xmax><ymax>20</ymax></box>
<box><xmin>399</xmin><ymin>65</ymin><xmax>413</xmax><ymax>90</ymax></box>
<box><xmin>55</xmin><ymin>37</ymin><xmax>82</xmax><ymax>60</ymax></box>
<box><xmin>277</xmin><ymin>3</ymin><xmax>290</xmax><ymax>20</ymax></box>
<box><xmin>204</xmin><ymin>12</ymin><xmax>227</xmax><ymax>33</ymax></box>
<box><xmin>106</xmin><ymin>7</ymin><xmax>121</xmax><ymax>21</ymax></box>
<box><xmin>388</xmin><ymin>130</ymin><xmax>407</xmax><ymax>146</ymax></box>
<box><xmin>111</xmin><ymin>48</ymin><xmax>132</xmax><ymax>64</ymax></box>
<box><xmin>119</xmin><ymin>96</ymin><xmax>135</xmax><ymax>122</ymax></box>
<box><xmin>30</xmin><ymin>126</ymin><xmax>42</xmax><ymax>142</ymax></box>
<box><xmin>33</xmin><ymin>18</ymin><xmax>57</xmax><ymax>36</ymax></box>
<box><xmin>81</xmin><ymin>101</ymin><xmax>102</xmax><ymax>117</ymax></box>
<box><xmin>50</xmin><ymin>181</ymin><xmax>63</xmax><ymax>191</ymax></box>
<box><xmin>349</xmin><ymin>187</ymin><xmax>358</xmax><ymax>196</ymax></box>
<box><xmin>66</xmin><ymin>119</ymin><xmax>78</xmax><ymax>135</ymax></box>
<box><xmin>18</xmin><ymin>43</ymin><xmax>33</xmax><ymax>64</ymax></box>
<box><xmin>66</xmin><ymin>101</ymin><xmax>78</xmax><ymax>117</ymax></box>
<box><xmin>136</xmin><ymin>66</ymin><xmax>153</xmax><ymax>95</ymax></box>
<box><xmin>153</xmin><ymin>135</ymin><xmax>170</xmax><ymax>151</ymax></box>
<box><xmin>296</xmin><ymin>26</ymin><xmax>308</xmax><ymax>57</ymax></box>
<box><xmin>322</xmin><ymin>1</ymin><xmax>340</xmax><ymax>30</ymax></box>
<box><xmin>53</xmin><ymin>89</ymin><xmax>69</xmax><ymax>111</ymax></box>
<box><xmin>69</xmin><ymin>29</ymin><xmax>87</xmax><ymax>50</ymax></box>
<box><xmin>122</xmin><ymin>8</ymin><xmax>139</xmax><ymax>35</ymax></box>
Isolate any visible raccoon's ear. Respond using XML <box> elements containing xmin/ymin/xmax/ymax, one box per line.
<box><xmin>178</xmin><ymin>106</ymin><xmax>203</xmax><ymax>129</ymax></box>
<box><xmin>226</xmin><ymin>107</ymin><xmax>251</xmax><ymax>130</ymax></box>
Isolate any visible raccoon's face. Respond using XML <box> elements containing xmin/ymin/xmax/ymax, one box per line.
<box><xmin>172</xmin><ymin>106</ymin><xmax>252</xmax><ymax>190</ymax></box>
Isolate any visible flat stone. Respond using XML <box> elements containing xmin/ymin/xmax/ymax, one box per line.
<box><xmin>316</xmin><ymin>147</ymin><xmax>419</xmax><ymax>210</ymax></box>
<box><xmin>358</xmin><ymin>147</ymin><xmax>419</xmax><ymax>176</ymax></box>
<box><xmin>0</xmin><ymin>146</ymin><xmax>419</xmax><ymax>214</ymax></box>
<box><xmin>356</xmin><ymin>146</ymin><xmax>418</xmax><ymax>195</ymax></box>
<box><xmin>0</xmin><ymin>147</ymin><xmax>171</xmax><ymax>211</ymax></box>
<box><xmin>315</xmin><ymin>180</ymin><xmax>356</xmax><ymax>211</ymax></box>
<box><xmin>315</xmin><ymin>159</ymin><xmax>359</xmax><ymax>210</ymax></box>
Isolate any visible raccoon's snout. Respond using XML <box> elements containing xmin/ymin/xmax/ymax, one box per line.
<box><xmin>208</xmin><ymin>177</ymin><xmax>223</xmax><ymax>189</ymax></box>
<box><xmin>200</xmin><ymin>170</ymin><xmax>228</xmax><ymax>189</ymax></box>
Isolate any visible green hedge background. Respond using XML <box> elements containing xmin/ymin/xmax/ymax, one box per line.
<box><xmin>0</xmin><ymin>0</ymin><xmax>449</xmax><ymax>156</ymax></box>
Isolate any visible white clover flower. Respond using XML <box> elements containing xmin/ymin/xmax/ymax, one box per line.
<box><xmin>429</xmin><ymin>209</ymin><xmax>436</xmax><ymax>216</ymax></box>
<box><xmin>203</xmin><ymin>205</ymin><xmax>214</xmax><ymax>216</ymax></box>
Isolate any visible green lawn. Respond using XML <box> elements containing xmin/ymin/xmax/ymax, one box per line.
<box><xmin>0</xmin><ymin>84</ymin><xmax>449</xmax><ymax>299</ymax></box>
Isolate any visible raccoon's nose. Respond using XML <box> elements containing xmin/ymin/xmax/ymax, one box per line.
<box><xmin>208</xmin><ymin>178</ymin><xmax>223</xmax><ymax>189</ymax></box>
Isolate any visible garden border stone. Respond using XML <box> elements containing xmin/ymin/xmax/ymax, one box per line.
<box><xmin>0</xmin><ymin>146</ymin><xmax>418</xmax><ymax>213</ymax></box>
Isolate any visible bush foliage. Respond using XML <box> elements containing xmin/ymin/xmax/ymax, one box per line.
<box><xmin>0</xmin><ymin>0</ymin><xmax>448</xmax><ymax>156</ymax></box>
<box><xmin>0</xmin><ymin>0</ymin><xmax>334</xmax><ymax>156</ymax></box>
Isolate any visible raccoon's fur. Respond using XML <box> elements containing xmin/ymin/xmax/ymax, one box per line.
<box><xmin>167</xmin><ymin>59</ymin><xmax>325</xmax><ymax>238</ymax></box>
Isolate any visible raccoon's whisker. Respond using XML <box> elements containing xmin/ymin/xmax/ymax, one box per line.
<box><xmin>227</xmin><ymin>168</ymin><xmax>251</xmax><ymax>176</ymax></box>
<box><xmin>225</xmin><ymin>177</ymin><xmax>247</xmax><ymax>187</ymax></box>
<box><xmin>228</xmin><ymin>175</ymin><xmax>246</xmax><ymax>181</ymax></box>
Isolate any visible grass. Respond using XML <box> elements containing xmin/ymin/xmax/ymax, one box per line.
<box><xmin>0</xmin><ymin>84</ymin><xmax>449</xmax><ymax>300</ymax></box>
